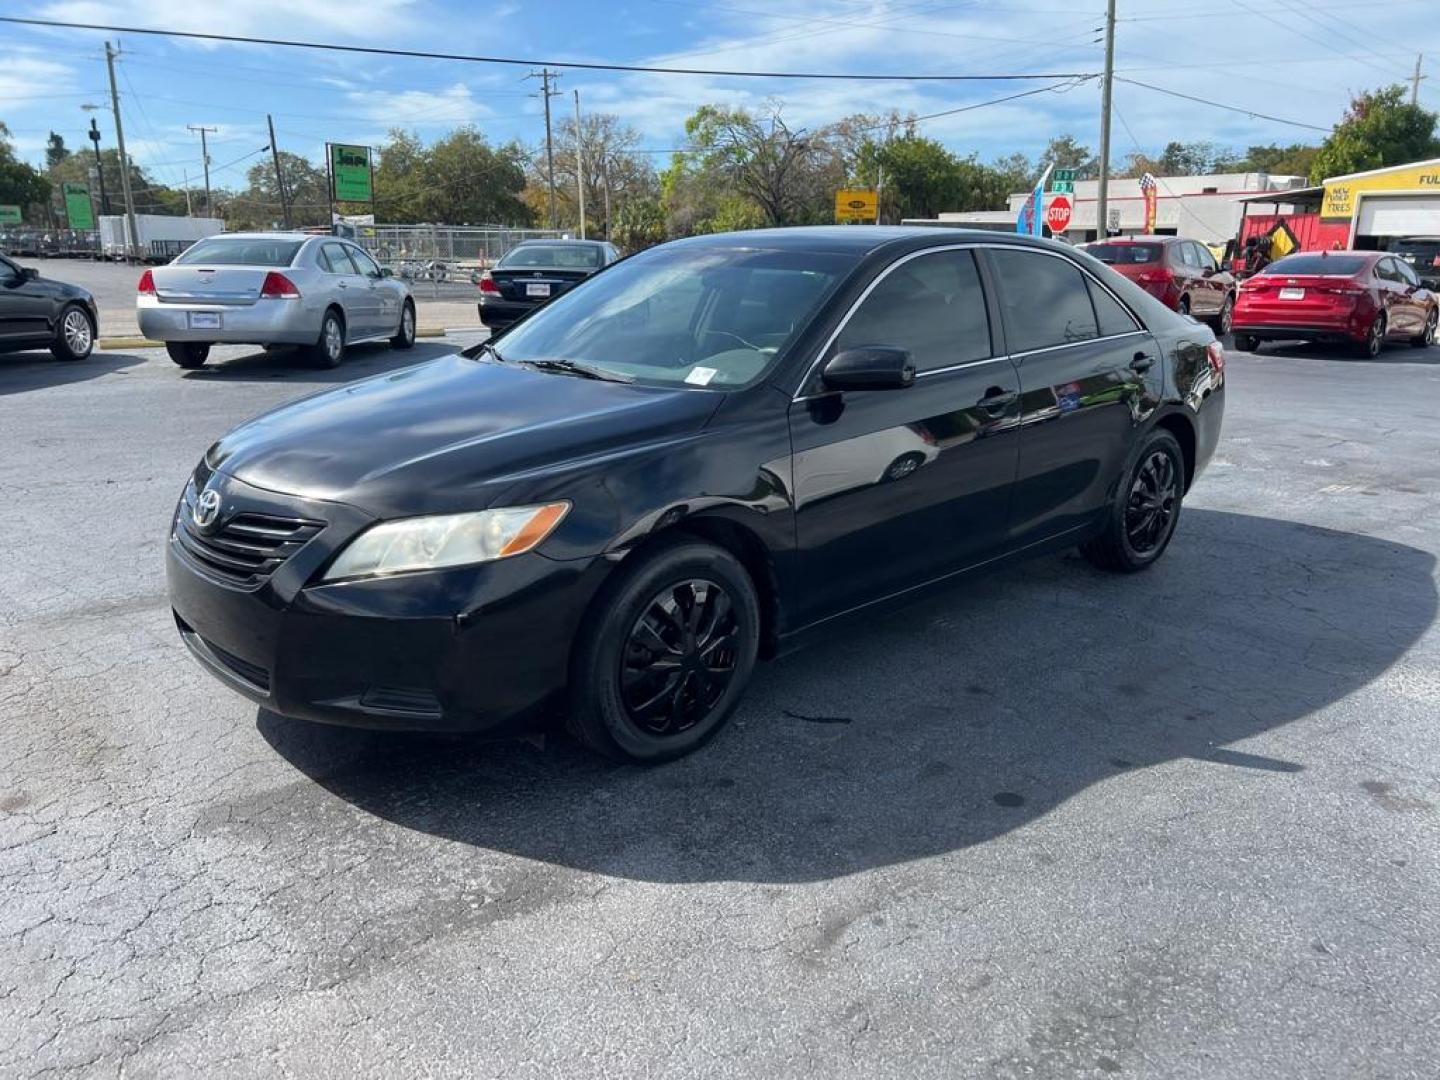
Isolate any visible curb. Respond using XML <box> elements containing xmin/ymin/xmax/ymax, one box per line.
<box><xmin>97</xmin><ymin>328</ymin><xmax>449</xmax><ymax>351</ymax></box>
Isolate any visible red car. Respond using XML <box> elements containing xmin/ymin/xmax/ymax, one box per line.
<box><xmin>1232</xmin><ymin>250</ymin><xmax>1439</xmax><ymax>358</ymax></box>
<box><xmin>1080</xmin><ymin>235</ymin><xmax>1236</xmax><ymax>333</ymax></box>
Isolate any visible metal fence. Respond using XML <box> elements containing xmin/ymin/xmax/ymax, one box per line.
<box><xmin>349</xmin><ymin>224</ymin><xmax>568</xmax><ymax>300</ymax></box>
<box><xmin>0</xmin><ymin>228</ymin><xmax>101</xmax><ymax>259</ymax></box>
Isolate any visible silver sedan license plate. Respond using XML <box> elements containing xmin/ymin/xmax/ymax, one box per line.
<box><xmin>188</xmin><ymin>311</ymin><xmax>222</xmax><ymax>329</ymax></box>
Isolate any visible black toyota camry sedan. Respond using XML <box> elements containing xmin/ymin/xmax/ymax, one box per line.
<box><xmin>0</xmin><ymin>252</ymin><xmax>98</xmax><ymax>361</ymax></box>
<box><xmin>168</xmin><ymin>227</ymin><xmax>1225</xmax><ymax>762</ymax></box>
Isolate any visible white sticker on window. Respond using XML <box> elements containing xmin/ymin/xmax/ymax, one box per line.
<box><xmin>685</xmin><ymin>366</ymin><xmax>718</xmax><ymax>386</ymax></box>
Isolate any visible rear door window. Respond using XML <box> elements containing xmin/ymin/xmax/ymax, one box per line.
<box><xmin>1192</xmin><ymin>243</ymin><xmax>1218</xmax><ymax>273</ymax></box>
<box><xmin>1087</xmin><ymin>278</ymin><xmax>1141</xmax><ymax>337</ymax></box>
<box><xmin>320</xmin><ymin>243</ymin><xmax>358</xmax><ymax>275</ymax></box>
<box><xmin>1393</xmin><ymin>259</ymin><xmax>1421</xmax><ymax>287</ymax></box>
<box><xmin>989</xmin><ymin>249</ymin><xmax>1099</xmax><ymax>353</ymax></box>
<box><xmin>832</xmin><ymin>249</ymin><xmax>992</xmax><ymax>372</ymax></box>
<box><xmin>1177</xmin><ymin>243</ymin><xmax>1200</xmax><ymax>268</ymax></box>
<box><xmin>347</xmin><ymin>245</ymin><xmax>382</xmax><ymax>276</ymax></box>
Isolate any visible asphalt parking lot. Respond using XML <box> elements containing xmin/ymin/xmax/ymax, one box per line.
<box><xmin>2</xmin><ymin>336</ymin><xmax>1438</xmax><ymax>1078</ymax></box>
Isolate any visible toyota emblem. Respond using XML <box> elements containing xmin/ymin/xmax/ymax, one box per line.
<box><xmin>193</xmin><ymin>487</ymin><xmax>221</xmax><ymax>529</ymax></box>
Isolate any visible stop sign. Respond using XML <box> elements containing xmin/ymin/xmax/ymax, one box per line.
<box><xmin>1045</xmin><ymin>194</ymin><xmax>1073</xmax><ymax>234</ymax></box>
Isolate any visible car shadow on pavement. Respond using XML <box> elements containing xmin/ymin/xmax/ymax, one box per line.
<box><xmin>259</xmin><ymin>508</ymin><xmax>1436</xmax><ymax>884</ymax></box>
<box><xmin>0</xmin><ymin>349</ymin><xmax>145</xmax><ymax>395</ymax></box>
<box><xmin>1253</xmin><ymin>340</ymin><xmax>1440</xmax><ymax>365</ymax></box>
<box><xmin>180</xmin><ymin>341</ymin><xmax>458</xmax><ymax>383</ymax></box>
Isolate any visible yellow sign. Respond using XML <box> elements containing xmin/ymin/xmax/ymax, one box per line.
<box><xmin>835</xmin><ymin>188</ymin><xmax>878</xmax><ymax>224</ymax></box>
<box><xmin>1321</xmin><ymin>159</ymin><xmax>1440</xmax><ymax>222</ymax></box>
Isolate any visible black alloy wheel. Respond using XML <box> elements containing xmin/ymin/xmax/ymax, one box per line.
<box><xmin>620</xmin><ymin>579</ymin><xmax>740</xmax><ymax>737</ymax></box>
<box><xmin>567</xmin><ymin>540</ymin><xmax>760</xmax><ymax>762</ymax></box>
<box><xmin>1125</xmin><ymin>448</ymin><xmax>1180</xmax><ymax>556</ymax></box>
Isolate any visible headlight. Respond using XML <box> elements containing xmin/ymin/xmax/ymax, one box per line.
<box><xmin>323</xmin><ymin>502</ymin><xmax>569</xmax><ymax>581</ymax></box>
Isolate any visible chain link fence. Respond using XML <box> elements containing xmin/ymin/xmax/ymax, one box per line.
<box><xmin>352</xmin><ymin>225</ymin><xmax>568</xmax><ymax>299</ymax></box>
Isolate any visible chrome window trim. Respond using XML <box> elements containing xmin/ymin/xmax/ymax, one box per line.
<box><xmin>791</xmin><ymin>241</ymin><xmax>1147</xmax><ymax>401</ymax></box>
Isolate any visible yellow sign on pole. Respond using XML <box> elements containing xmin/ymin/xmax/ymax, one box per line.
<box><xmin>835</xmin><ymin>189</ymin><xmax>878</xmax><ymax>224</ymax></box>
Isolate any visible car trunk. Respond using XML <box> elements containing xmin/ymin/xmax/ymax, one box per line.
<box><xmin>1085</xmin><ymin>244</ymin><xmax>1171</xmax><ymax>299</ymax></box>
<box><xmin>488</xmin><ymin>267</ymin><xmax>592</xmax><ymax>303</ymax></box>
<box><xmin>150</xmin><ymin>265</ymin><xmax>271</xmax><ymax>306</ymax></box>
<box><xmin>1237</xmin><ymin>273</ymin><xmax>1362</xmax><ymax>322</ymax></box>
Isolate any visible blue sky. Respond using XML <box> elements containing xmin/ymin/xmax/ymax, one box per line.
<box><xmin>1</xmin><ymin>0</ymin><xmax>1437</xmax><ymax>191</ymax></box>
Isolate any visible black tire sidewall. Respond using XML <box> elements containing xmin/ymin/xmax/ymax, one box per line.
<box><xmin>313</xmin><ymin>311</ymin><xmax>344</xmax><ymax>367</ymax></box>
<box><xmin>1117</xmin><ymin>429</ymin><xmax>1185</xmax><ymax>568</ymax></box>
<box><xmin>51</xmin><ymin>303</ymin><xmax>94</xmax><ymax>361</ymax></box>
<box><xmin>574</xmin><ymin>542</ymin><xmax>760</xmax><ymax>762</ymax></box>
<box><xmin>1233</xmin><ymin>333</ymin><xmax>1258</xmax><ymax>353</ymax></box>
<box><xmin>166</xmin><ymin>341</ymin><xmax>209</xmax><ymax>368</ymax></box>
<box><xmin>392</xmin><ymin>301</ymin><xmax>416</xmax><ymax>349</ymax></box>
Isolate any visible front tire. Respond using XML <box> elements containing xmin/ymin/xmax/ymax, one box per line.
<box><xmin>1232</xmin><ymin>332</ymin><xmax>1259</xmax><ymax>353</ymax></box>
<box><xmin>50</xmin><ymin>303</ymin><xmax>94</xmax><ymax>361</ymax></box>
<box><xmin>567</xmin><ymin>540</ymin><xmax>761</xmax><ymax>763</ymax></box>
<box><xmin>309</xmin><ymin>309</ymin><xmax>345</xmax><ymax>368</ymax></box>
<box><xmin>166</xmin><ymin>342</ymin><xmax>210</xmax><ymax>369</ymax></box>
<box><xmin>1412</xmin><ymin>308</ymin><xmax>1437</xmax><ymax>348</ymax></box>
<box><xmin>1081</xmin><ymin>428</ymin><xmax>1185</xmax><ymax>573</ymax></box>
<box><xmin>390</xmin><ymin>300</ymin><xmax>416</xmax><ymax>350</ymax></box>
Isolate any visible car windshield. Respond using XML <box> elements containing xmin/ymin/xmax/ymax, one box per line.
<box><xmin>1261</xmin><ymin>254</ymin><xmax>1368</xmax><ymax>276</ymax></box>
<box><xmin>498</xmin><ymin>244</ymin><xmax>604</xmax><ymax>269</ymax></box>
<box><xmin>487</xmin><ymin>244</ymin><xmax>856</xmax><ymax>389</ymax></box>
<box><xmin>173</xmin><ymin>238</ymin><xmax>305</xmax><ymax>266</ymax></box>
<box><xmin>1082</xmin><ymin>243</ymin><xmax>1162</xmax><ymax>264</ymax></box>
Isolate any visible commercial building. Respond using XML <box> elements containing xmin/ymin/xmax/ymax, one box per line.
<box><xmin>911</xmin><ymin>172</ymin><xmax>1307</xmax><ymax>245</ymax></box>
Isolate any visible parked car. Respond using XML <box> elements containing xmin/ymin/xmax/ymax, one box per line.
<box><xmin>1232</xmin><ymin>250</ymin><xmax>1438</xmax><ymax>357</ymax></box>
<box><xmin>168</xmin><ymin>227</ymin><xmax>1224</xmax><ymax>763</ymax></box>
<box><xmin>476</xmin><ymin>238</ymin><xmax>621</xmax><ymax>330</ymax></box>
<box><xmin>1388</xmin><ymin>236</ymin><xmax>1440</xmax><ymax>290</ymax></box>
<box><xmin>137</xmin><ymin>233</ymin><xmax>416</xmax><ymax>370</ymax></box>
<box><xmin>1080</xmin><ymin>235</ymin><xmax>1236</xmax><ymax>334</ymax></box>
<box><xmin>0</xmin><ymin>252</ymin><xmax>98</xmax><ymax>361</ymax></box>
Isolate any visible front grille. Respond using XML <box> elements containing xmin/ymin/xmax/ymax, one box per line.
<box><xmin>176</xmin><ymin>484</ymin><xmax>323</xmax><ymax>587</ymax></box>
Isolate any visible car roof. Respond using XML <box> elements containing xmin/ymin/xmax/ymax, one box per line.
<box><xmin>666</xmin><ymin>225</ymin><xmax>1084</xmax><ymax>258</ymax></box>
<box><xmin>514</xmin><ymin>238</ymin><xmax>612</xmax><ymax>247</ymax></box>
<box><xmin>1086</xmin><ymin>235</ymin><xmax>1176</xmax><ymax>244</ymax></box>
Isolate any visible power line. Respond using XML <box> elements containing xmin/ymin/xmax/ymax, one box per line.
<box><xmin>1113</xmin><ymin>77</ymin><xmax>1331</xmax><ymax>133</ymax></box>
<box><xmin>0</xmin><ymin>16</ymin><xmax>1096</xmax><ymax>81</ymax></box>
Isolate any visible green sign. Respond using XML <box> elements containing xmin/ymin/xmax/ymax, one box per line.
<box><xmin>1052</xmin><ymin>168</ymin><xmax>1075</xmax><ymax>194</ymax></box>
<box><xmin>1054</xmin><ymin>169</ymin><xmax>1076</xmax><ymax>181</ymax></box>
<box><xmin>329</xmin><ymin>144</ymin><xmax>373</xmax><ymax>202</ymax></box>
<box><xmin>62</xmin><ymin>182</ymin><xmax>94</xmax><ymax>230</ymax></box>
<box><xmin>0</xmin><ymin>205</ymin><xmax>20</xmax><ymax>225</ymax></box>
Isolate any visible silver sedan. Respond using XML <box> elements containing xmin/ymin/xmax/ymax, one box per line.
<box><xmin>137</xmin><ymin>233</ymin><xmax>415</xmax><ymax>369</ymax></box>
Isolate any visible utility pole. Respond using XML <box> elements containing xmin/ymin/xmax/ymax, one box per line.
<box><xmin>601</xmin><ymin>153</ymin><xmax>611</xmax><ymax>241</ymax></box>
<box><xmin>1411</xmin><ymin>54</ymin><xmax>1427</xmax><ymax>107</ymax></box>
<box><xmin>573</xmin><ymin>89</ymin><xmax>586</xmax><ymax>240</ymax></box>
<box><xmin>528</xmin><ymin>69</ymin><xmax>560</xmax><ymax>230</ymax></box>
<box><xmin>104</xmin><ymin>41</ymin><xmax>140</xmax><ymax>262</ymax></box>
<box><xmin>1096</xmin><ymin>0</ymin><xmax>1117</xmax><ymax>240</ymax></box>
<box><xmin>266</xmin><ymin>114</ymin><xmax>292</xmax><ymax>229</ymax></box>
<box><xmin>83</xmin><ymin>114</ymin><xmax>110</xmax><ymax>215</ymax></box>
<box><xmin>187</xmin><ymin>124</ymin><xmax>217</xmax><ymax>217</ymax></box>
<box><xmin>182</xmin><ymin>170</ymin><xmax>193</xmax><ymax>216</ymax></box>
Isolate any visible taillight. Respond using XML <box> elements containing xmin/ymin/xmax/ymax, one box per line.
<box><xmin>1137</xmin><ymin>269</ymin><xmax>1170</xmax><ymax>284</ymax></box>
<box><xmin>137</xmin><ymin>269</ymin><xmax>155</xmax><ymax>295</ymax></box>
<box><xmin>260</xmin><ymin>271</ymin><xmax>300</xmax><ymax>299</ymax></box>
<box><xmin>1206</xmin><ymin>340</ymin><xmax>1225</xmax><ymax>374</ymax></box>
<box><xmin>478</xmin><ymin>271</ymin><xmax>499</xmax><ymax>294</ymax></box>
<box><xmin>1319</xmin><ymin>285</ymin><xmax>1365</xmax><ymax>296</ymax></box>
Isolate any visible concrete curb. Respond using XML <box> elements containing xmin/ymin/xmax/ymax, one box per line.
<box><xmin>97</xmin><ymin>328</ymin><xmax>448</xmax><ymax>351</ymax></box>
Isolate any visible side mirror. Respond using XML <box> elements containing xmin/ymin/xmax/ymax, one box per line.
<box><xmin>378</xmin><ymin>266</ymin><xmax>393</xmax><ymax>278</ymax></box>
<box><xmin>22</xmin><ymin>266</ymin><xmax>39</xmax><ymax>280</ymax></box>
<box><xmin>821</xmin><ymin>346</ymin><xmax>915</xmax><ymax>391</ymax></box>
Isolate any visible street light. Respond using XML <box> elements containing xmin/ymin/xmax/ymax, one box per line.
<box><xmin>79</xmin><ymin>104</ymin><xmax>111</xmax><ymax>216</ymax></box>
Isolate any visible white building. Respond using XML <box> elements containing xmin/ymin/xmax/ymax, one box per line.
<box><xmin>910</xmin><ymin>172</ymin><xmax>1310</xmax><ymax>245</ymax></box>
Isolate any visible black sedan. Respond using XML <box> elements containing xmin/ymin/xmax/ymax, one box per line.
<box><xmin>169</xmin><ymin>227</ymin><xmax>1225</xmax><ymax>762</ymax></box>
<box><xmin>0</xmin><ymin>252</ymin><xmax>97</xmax><ymax>361</ymax></box>
<box><xmin>476</xmin><ymin>238</ymin><xmax>620</xmax><ymax>329</ymax></box>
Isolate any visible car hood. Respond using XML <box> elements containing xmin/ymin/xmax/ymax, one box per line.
<box><xmin>209</xmin><ymin>353</ymin><xmax>721</xmax><ymax>515</ymax></box>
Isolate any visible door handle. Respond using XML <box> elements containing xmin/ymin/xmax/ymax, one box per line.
<box><xmin>1129</xmin><ymin>352</ymin><xmax>1154</xmax><ymax>373</ymax></box>
<box><xmin>977</xmin><ymin>388</ymin><xmax>1017</xmax><ymax>413</ymax></box>
<box><xmin>336</xmin><ymin>281</ymin><xmax>348</xmax><ymax>289</ymax></box>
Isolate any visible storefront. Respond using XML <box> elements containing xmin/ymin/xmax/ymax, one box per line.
<box><xmin>1321</xmin><ymin>158</ymin><xmax>1440</xmax><ymax>249</ymax></box>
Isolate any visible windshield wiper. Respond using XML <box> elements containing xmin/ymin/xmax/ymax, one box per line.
<box><xmin>516</xmin><ymin>358</ymin><xmax>634</xmax><ymax>383</ymax></box>
<box><xmin>474</xmin><ymin>340</ymin><xmax>506</xmax><ymax>363</ymax></box>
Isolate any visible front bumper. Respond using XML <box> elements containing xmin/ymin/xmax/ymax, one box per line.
<box><xmin>138</xmin><ymin>297</ymin><xmax>320</xmax><ymax>345</ymax></box>
<box><xmin>167</xmin><ymin>472</ymin><xmax>611</xmax><ymax>732</ymax></box>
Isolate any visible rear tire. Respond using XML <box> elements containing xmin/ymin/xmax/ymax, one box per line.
<box><xmin>1412</xmin><ymin>308</ymin><xmax>1437</xmax><ymax>348</ymax></box>
<box><xmin>1356</xmin><ymin>313</ymin><xmax>1385</xmax><ymax>359</ymax></box>
<box><xmin>391</xmin><ymin>300</ymin><xmax>416</xmax><ymax>350</ymax></box>
<box><xmin>566</xmin><ymin>540</ymin><xmax>760</xmax><ymax>763</ymax></box>
<box><xmin>50</xmin><ymin>303</ymin><xmax>94</xmax><ymax>361</ymax></box>
<box><xmin>1178</xmin><ymin>295</ymin><xmax>1191</xmax><ymax>318</ymax></box>
<box><xmin>166</xmin><ymin>342</ymin><xmax>210</xmax><ymax>369</ymax></box>
<box><xmin>1081</xmin><ymin>428</ymin><xmax>1185</xmax><ymax>574</ymax></box>
<box><xmin>1232</xmin><ymin>332</ymin><xmax>1259</xmax><ymax>353</ymax></box>
<box><xmin>1210</xmin><ymin>294</ymin><xmax>1233</xmax><ymax>336</ymax></box>
<box><xmin>309</xmin><ymin>309</ymin><xmax>345</xmax><ymax>368</ymax></box>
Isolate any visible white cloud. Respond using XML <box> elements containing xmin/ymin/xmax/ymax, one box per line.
<box><xmin>37</xmin><ymin>0</ymin><xmax>420</xmax><ymax>43</ymax></box>
<box><xmin>345</xmin><ymin>81</ymin><xmax>493</xmax><ymax>129</ymax></box>
<box><xmin>0</xmin><ymin>50</ymin><xmax>83</xmax><ymax>110</ymax></box>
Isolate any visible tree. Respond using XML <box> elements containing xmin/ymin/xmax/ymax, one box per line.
<box><xmin>45</xmin><ymin>132</ymin><xmax>70</xmax><ymax>171</ymax></box>
<box><xmin>851</xmin><ymin>135</ymin><xmax>1015</xmax><ymax>221</ymax></box>
<box><xmin>612</xmin><ymin>197</ymin><xmax>667</xmax><ymax>251</ymax></box>
<box><xmin>1040</xmin><ymin>134</ymin><xmax>1097</xmax><ymax>178</ymax></box>
<box><xmin>990</xmin><ymin>151</ymin><xmax>1035</xmax><ymax>194</ymax></box>
<box><xmin>45</xmin><ymin>147</ymin><xmax>183</xmax><ymax>217</ymax></box>
<box><xmin>0</xmin><ymin>122</ymin><xmax>53</xmax><ymax>219</ymax></box>
<box><xmin>374</xmin><ymin>129</ymin><xmax>428</xmax><ymax>223</ymax></box>
<box><xmin>417</xmin><ymin>126</ymin><xmax>530</xmax><ymax>225</ymax></box>
<box><xmin>1233</xmin><ymin>143</ymin><xmax>1318</xmax><ymax>177</ymax></box>
<box><xmin>1310</xmin><ymin>85</ymin><xmax>1440</xmax><ymax>181</ymax></box>
<box><xmin>527</xmin><ymin>113</ymin><xmax>658</xmax><ymax>237</ymax></box>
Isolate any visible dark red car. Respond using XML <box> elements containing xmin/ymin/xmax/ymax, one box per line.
<box><xmin>1079</xmin><ymin>235</ymin><xmax>1235</xmax><ymax>333</ymax></box>
<box><xmin>1232</xmin><ymin>251</ymin><xmax>1439</xmax><ymax>358</ymax></box>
